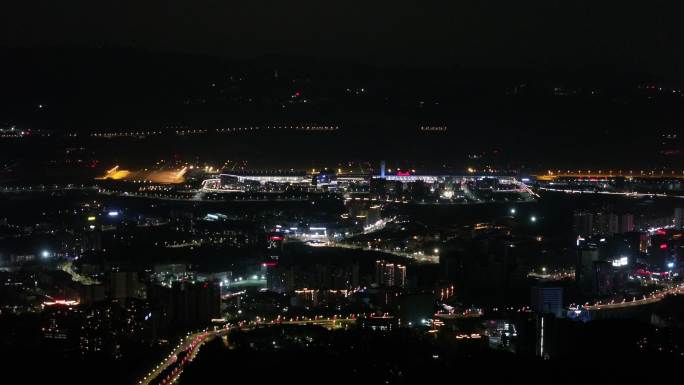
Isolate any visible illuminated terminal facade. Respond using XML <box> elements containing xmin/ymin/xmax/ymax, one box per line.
<box><xmin>192</xmin><ymin>168</ymin><xmax>540</xmax><ymax>206</ymax></box>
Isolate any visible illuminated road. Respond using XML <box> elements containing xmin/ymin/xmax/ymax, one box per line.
<box><xmin>99</xmin><ymin>189</ymin><xmax>313</xmax><ymax>202</ymax></box>
<box><xmin>535</xmin><ymin>171</ymin><xmax>684</xmax><ymax>181</ymax></box>
<box><xmin>528</xmin><ymin>270</ymin><xmax>575</xmax><ymax>281</ymax></box>
<box><xmin>572</xmin><ymin>284</ymin><xmax>684</xmax><ymax>313</ymax></box>
<box><xmin>326</xmin><ymin>242</ymin><xmax>439</xmax><ymax>263</ymax></box>
<box><xmin>512</xmin><ymin>180</ymin><xmax>540</xmax><ymax>198</ymax></box>
<box><xmin>137</xmin><ymin>317</ymin><xmax>357</xmax><ymax>385</ymax></box>
<box><xmin>257</xmin><ymin>316</ymin><xmax>357</xmax><ymax>330</ymax></box>
<box><xmin>138</xmin><ymin>328</ymin><xmax>230</xmax><ymax>385</ymax></box>
<box><xmin>539</xmin><ymin>187</ymin><xmax>684</xmax><ymax>200</ymax></box>
<box><xmin>0</xmin><ymin>185</ymin><xmax>96</xmax><ymax>193</ymax></box>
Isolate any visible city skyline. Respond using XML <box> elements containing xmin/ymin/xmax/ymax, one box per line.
<box><xmin>2</xmin><ymin>2</ymin><xmax>684</xmax><ymax>384</ymax></box>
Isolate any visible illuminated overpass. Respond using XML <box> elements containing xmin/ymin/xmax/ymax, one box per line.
<box><xmin>569</xmin><ymin>284</ymin><xmax>684</xmax><ymax>321</ymax></box>
<box><xmin>138</xmin><ymin>328</ymin><xmax>229</xmax><ymax>385</ymax></box>
<box><xmin>137</xmin><ymin>316</ymin><xmax>357</xmax><ymax>385</ymax></box>
<box><xmin>535</xmin><ymin>170</ymin><xmax>684</xmax><ymax>182</ymax></box>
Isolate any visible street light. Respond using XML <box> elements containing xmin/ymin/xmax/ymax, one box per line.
<box><xmin>41</xmin><ymin>250</ymin><xmax>50</xmax><ymax>258</ymax></box>
<box><xmin>530</xmin><ymin>216</ymin><xmax>537</xmax><ymax>223</ymax></box>
<box><xmin>510</xmin><ymin>208</ymin><xmax>516</xmax><ymax>215</ymax></box>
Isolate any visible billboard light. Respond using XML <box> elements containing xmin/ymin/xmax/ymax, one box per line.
<box><xmin>611</xmin><ymin>257</ymin><xmax>628</xmax><ymax>267</ymax></box>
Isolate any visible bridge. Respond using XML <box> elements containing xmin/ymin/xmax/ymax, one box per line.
<box><xmin>568</xmin><ymin>284</ymin><xmax>684</xmax><ymax>321</ymax></box>
<box><xmin>327</xmin><ymin>241</ymin><xmax>439</xmax><ymax>263</ymax></box>
<box><xmin>256</xmin><ymin>316</ymin><xmax>357</xmax><ymax>330</ymax></box>
<box><xmin>137</xmin><ymin>328</ymin><xmax>229</xmax><ymax>385</ymax></box>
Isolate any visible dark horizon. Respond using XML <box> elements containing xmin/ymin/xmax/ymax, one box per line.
<box><xmin>2</xmin><ymin>43</ymin><xmax>683</xmax><ymax>170</ymax></box>
<box><xmin>3</xmin><ymin>1</ymin><xmax>684</xmax><ymax>80</ymax></box>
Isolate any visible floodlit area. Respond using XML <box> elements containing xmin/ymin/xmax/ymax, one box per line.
<box><xmin>97</xmin><ymin>165</ymin><xmax>187</xmax><ymax>184</ymax></box>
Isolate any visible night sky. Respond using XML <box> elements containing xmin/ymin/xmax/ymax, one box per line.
<box><xmin>2</xmin><ymin>1</ymin><xmax>683</xmax><ymax>77</ymax></box>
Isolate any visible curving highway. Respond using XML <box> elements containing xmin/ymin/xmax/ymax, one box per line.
<box><xmin>138</xmin><ymin>328</ymin><xmax>229</xmax><ymax>385</ymax></box>
<box><xmin>136</xmin><ymin>317</ymin><xmax>357</xmax><ymax>385</ymax></box>
<box><xmin>571</xmin><ymin>284</ymin><xmax>684</xmax><ymax>313</ymax></box>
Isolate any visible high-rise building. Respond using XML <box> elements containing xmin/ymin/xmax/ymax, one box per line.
<box><xmin>639</xmin><ymin>232</ymin><xmax>651</xmax><ymax>253</ymax></box>
<box><xmin>266</xmin><ymin>266</ymin><xmax>294</xmax><ymax>293</ymax></box>
<box><xmin>530</xmin><ymin>286</ymin><xmax>563</xmax><ymax>317</ymax></box>
<box><xmin>375</xmin><ymin>260</ymin><xmax>406</xmax><ymax>288</ymax></box>
<box><xmin>576</xmin><ymin>248</ymin><xmax>599</xmax><ymax>295</ymax></box>
<box><xmin>620</xmin><ymin>214</ymin><xmax>635</xmax><ymax>233</ymax></box>
<box><xmin>396</xmin><ymin>265</ymin><xmax>406</xmax><ymax>288</ymax></box>
<box><xmin>153</xmin><ymin>281</ymin><xmax>221</xmax><ymax>327</ymax></box>
<box><xmin>108</xmin><ymin>271</ymin><xmax>144</xmax><ymax>300</ymax></box>
<box><xmin>575</xmin><ymin>211</ymin><xmax>634</xmax><ymax>236</ymax></box>
<box><xmin>608</xmin><ymin>213</ymin><xmax>620</xmax><ymax>235</ymax></box>
<box><xmin>377</xmin><ymin>261</ymin><xmax>395</xmax><ymax>286</ymax></box>
<box><xmin>595</xmin><ymin>212</ymin><xmax>619</xmax><ymax>235</ymax></box>
<box><xmin>78</xmin><ymin>284</ymin><xmax>106</xmax><ymax>305</ymax></box>
<box><xmin>573</xmin><ymin>211</ymin><xmax>594</xmax><ymax>237</ymax></box>
<box><xmin>674</xmin><ymin>208</ymin><xmax>684</xmax><ymax>229</ymax></box>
